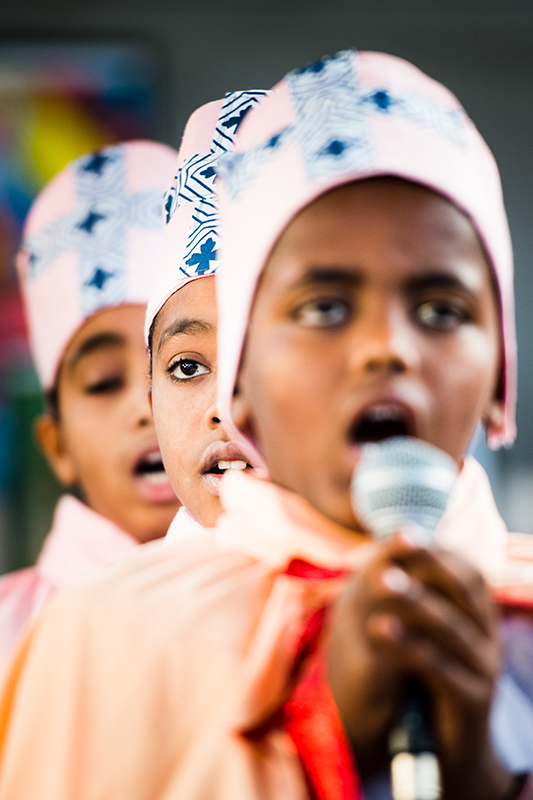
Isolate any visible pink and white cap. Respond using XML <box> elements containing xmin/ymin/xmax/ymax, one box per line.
<box><xmin>144</xmin><ymin>91</ymin><xmax>268</xmax><ymax>343</ymax></box>
<box><xmin>217</xmin><ymin>49</ymin><xmax>516</xmax><ymax>449</ymax></box>
<box><xmin>16</xmin><ymin>140</ymin><xmax>177</xmax><ymax>389</ymax></box>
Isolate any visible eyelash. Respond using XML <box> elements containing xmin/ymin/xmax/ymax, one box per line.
<box><xmin>292</xmin><ymin>297</ymin><xmax>352</xmax><ymax>328</ymax></box>
<box><xmin>291</xmin><ymin>292</ymin><xmax>473</xmax><ymax>330</ymax></box>
<box><xmin>414</xmin><ymin>299</ymin><xmax>472</xmax><ymax>330</ymax></box>
<box><xmin>85</xmin><ymin>376</ymin><xmax>124</xmax><ymax>395</ymax></box>
<box><xmin>167</xmin><ymin>358</ymin><xmax>210</xmax><ymax>383</ymax></box>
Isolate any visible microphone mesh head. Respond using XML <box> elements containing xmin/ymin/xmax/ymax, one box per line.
<box><xmin>351</xmin><ymin>436</ymin><xmax>458</xmax><ymax>543</ymax></box>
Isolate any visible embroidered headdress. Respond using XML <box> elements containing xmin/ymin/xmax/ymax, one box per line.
<box><xmin>16</xmin><ymin>140</ymin><xmax>177</xmax><ymax>389</ymax></box>
<box><xmin>144</xmin><ymin>90</ymin><xmax>268</xmax><ymax>342</ymax></box>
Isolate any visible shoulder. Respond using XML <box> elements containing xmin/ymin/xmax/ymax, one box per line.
<box><xmin>0</xmin><ymin>567</ymin><xmax>40</xmax><ymax>600</ymax></box>
<box><xmin>23</xmin><ymin>536</ymin><xmax>277</xmax><ymax>669</ymax></box>
<box><xmin>0</xmin><ymin>540</ymin><xmax>285</xmax><ymax>777</ymax></box>
<box><xmin>0</xmin><ymin>568</ymin><xmax>42</xmax><ymax>674</ymax></box>
<box><xmin>0</xmin><ymin>567</ymin><xmax>54</xmax><ymax>653</ymax></box>
<box><xmin>493</xmin><ymin>533</ymin><xmax>533</xmax><ymax>610</ymax></box>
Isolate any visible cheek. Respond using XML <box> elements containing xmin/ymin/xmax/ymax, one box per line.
<box><xmin>426</xmin><ymin>331</ymin><xmax>500</xmax><ymax>439</ymax></box>
<box><xmin>243</xmin><ymin>332</ymin><xmax>335</xmax><ymax>454</ymax></box>
<box><xmin>438</xmin><ymin>331</ymin><xmax>499</xmax><ymax>397</ymax></box>
<box><xmin>152</xmin><ymin>387</ymin><xmax>185</xmax><ymax>460</ymax></box>
<box><xmin>61</xmin><ymin>400</ymin><xmax>109</xmax><ymax>458</ymax></box>
<box><xmin>151</xmin><ymin>381</ymin><xmax>208</xmax><ymax>470</ymax></box>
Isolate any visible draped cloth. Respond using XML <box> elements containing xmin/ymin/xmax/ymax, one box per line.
<box><xmin>0</xmin><ymin>495</ymin><xmax>137</xmax><ymax>681</ymax></box>
<box><xmin>0</xmin><ymin>459</ymin><xmax>531</xmax><ymax>799</ymax></box>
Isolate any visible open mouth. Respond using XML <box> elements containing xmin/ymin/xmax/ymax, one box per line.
<box><xmin>204</xmin><ymin>459</ymin><xmax>252</xmax><ymax>476</ymax></box>
<box><xmin>201</xmin><ymin>456</ymin><xmax>254</xmax><ymax>497</ymax></box>
<box><xmin>201</xmin><ymin>438</ymin><xmax>257</xmax><ymax>478</ymax></box>
<box><xmin>134</xmin><ymin>450</ymin><xmax>170</xmax><ymax>485</ymax></box>
<box><xmin>349</xmin><ymin>405</ymin><xmax>413</xmax><ymax>444</ymax></box>
<box><xmin>200</xmin><ymin>442</ymin><xmax>256</xmax><ymax>495</ymax></box>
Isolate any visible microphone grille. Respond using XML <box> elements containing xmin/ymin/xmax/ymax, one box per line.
<box><xmin>351</xmin><ymin>436</ymin><xmax>458</xmax><ymax>543</ymax></box>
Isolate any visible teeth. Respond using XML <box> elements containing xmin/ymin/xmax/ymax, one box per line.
<box><xmin>142</xmin><ymin>451</ymin><xmax>163</xmax><ymax>465</ymax></box>
<box><xmin>141</xmin><ymin>470</ymin><xmax>169</xmax><ymax>485</ymax></box>
<box><xmin>366</xmin><ymin>405</ymin><xmax>404</xmax><ymax>422</ymax></box>
<box><xmin>217</xmin><ymin>460</ymin><xmax>248</xmax><ymax>471</ymax></box>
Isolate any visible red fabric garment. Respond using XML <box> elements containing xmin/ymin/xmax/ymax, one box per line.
<box><xmin>243</xmin><ymin>603</ymin><xmax>362</xmax><ymax>800</ymax></box>
<box><xmin>245</xmin><ymin>560</ymin><xmax>362</xmax><ymax>800</ymax></box>
<box><xmin>281</xmin><ymin>628</ymin><xmax>362</xmax><ymax>800</ymax></box>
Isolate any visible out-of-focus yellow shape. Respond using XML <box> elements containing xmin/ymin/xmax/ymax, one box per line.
<box><xmin>20</xmin><ymin>96</ymin><xmax>110</xmax><ymax>187</ymax></box>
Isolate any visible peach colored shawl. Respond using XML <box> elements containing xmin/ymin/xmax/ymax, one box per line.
<box><xmin>0</xmin><ymin>458</ymin><xmax>531</xmax><ymax>799</ymax></box>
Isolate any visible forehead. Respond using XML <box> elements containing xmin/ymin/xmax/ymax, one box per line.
<box><xmin>151</xmin><ymin>276</ymin><xmax>217</xmax><ymax>352</ymax></box>
<box><xmin>63</xmin><ymin>304</ymin><xmax>146</xmax><ymax>361</ymax></box>
<box><xmin>265</xmin><ymin>178</ymin><xmax>488</xmax><ymax>277</ymax></box>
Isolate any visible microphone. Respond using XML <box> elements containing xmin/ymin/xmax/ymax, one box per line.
<box><xmin>351</xmin><ymin>436</ymin><xmax>458</xmax><ymax>800</ymax></box>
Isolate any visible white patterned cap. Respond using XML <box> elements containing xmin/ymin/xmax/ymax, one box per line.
<box><xmin>17</xmin><ymin>140</ymin><xmax>178</xmax><ymax>389</ymax></box>
<box><xmin>144</xmin><ymin>90</ymin><xmax>268</xmax><ymax>342</ymax></box>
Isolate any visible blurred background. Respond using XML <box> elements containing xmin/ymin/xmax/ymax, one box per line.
<box><xmin>0</xmin><ymin>0</ymin><xmax>532</xmax><ymax>572</ymax></box>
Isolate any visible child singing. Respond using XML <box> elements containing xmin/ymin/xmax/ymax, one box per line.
<box><xmin>1</xmin><ymin>52</ymin><xmax>532</xmax><ymax>800</ymax></box>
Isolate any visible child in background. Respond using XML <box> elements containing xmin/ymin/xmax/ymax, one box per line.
<box><xmin>1</xmin><ymin>52</ymin><xmax>533</xmax><ymax>800</ymax></box>
<box><xmin>0</xmin><ymin>141</ymin><xmax>181</xmax><ymax>676</ymax></box>
<box><xmin>146</xmin><ymin>91</ymin><xmax>265</xmax><ymax>538</ymax></box>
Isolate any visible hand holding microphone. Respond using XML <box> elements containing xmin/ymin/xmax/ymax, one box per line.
<box><xmin>351</xmin><ymin>436</ymin><xmax>458</xmax><ymax>800</ymax></box>
<box><xmin>327</xmin><ymin>436</ymin><xmax>510</xmax><ymax>800</ymax></box>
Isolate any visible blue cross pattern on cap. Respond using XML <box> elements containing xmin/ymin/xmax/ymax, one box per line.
<box><xmin>163</xmin><ymin>89</ymin><xmax>268</xmax><ymax>280</ymax></box>
<box><xmin>218</xmin><ymin>49</ymin><xmax>467</xmax><ymax>200</ymax></box>
<box><xmin>25</xmin><ymin>144</ymin><xmax>165</xmax><ymax>317</ymax></box>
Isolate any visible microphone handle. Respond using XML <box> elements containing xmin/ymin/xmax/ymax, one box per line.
<box><xmin>388</xmin><ymin>678</ymin><xmax>441</xmax><ymax>800</ymax></box>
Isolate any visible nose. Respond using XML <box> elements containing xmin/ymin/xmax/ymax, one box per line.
<box><xmin>204</xmin><ymin>397</ymin><xmax>222</xmax><ymax>431</ymax></box>
<box><xmin>351</xmin><ymin>299</ymin><xmax>420</xmax><ymax>376</ymax></box>
<box><xmin>133</xmin><ymin>378</ymin><xmax>154</xmax><ymax>429</ymax></box>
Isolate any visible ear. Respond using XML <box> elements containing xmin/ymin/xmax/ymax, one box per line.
<box><xmin>34</xmin><ymin>414</ymin><xmax>79</xmax><ymax>486</ymax></box>
<box><xmin>481</xmin><ymin>397</ymin><xmax>505</xmax><ymax>442</ymax></box>
<box><xmin>148</xmin><ymin>387</ymin><xmax>153</xmax><ymax>413</ymax></box>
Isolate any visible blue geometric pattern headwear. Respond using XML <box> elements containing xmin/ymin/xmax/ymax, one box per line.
<box><xmin>219</xmin><ymin>50</ymin><xmax>466</xmax><ymax>201</ymax></box>
<box><xmin>17</xmin><ymin>139</ymin><xmax>178</xmax><ymax>388</ymax></box>
<box><xmin>164</xmin><ymin>90</ymin><xmax>268</xmax><ymax>277</ymax></box>
<box><xmin>25</xmin><ymin>145</ymin><xmax>168</xmax><ymax>317</ymax></box>
<box><xmin>144</xmin><ymin>90</ymin><xmax>267</xmax><ymax>340</ymax></box>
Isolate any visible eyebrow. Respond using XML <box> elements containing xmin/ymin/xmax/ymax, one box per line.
<box><xmin>292</xmin><ymin>266</ymin><xmax>364</xmax><ymax>288</ymax></box>
<box><xmin>156</xmin><ymin>318</ymin><xmax>215</xmax><ymax>354</ymax></box>
<box><xmin>67</xmin><ymin>332</ymin><xmax>126</xmax><ymax>371</ymax></box>
<box><xmin>404</xmin><ymin>271</ymin><xmax>477</xmax><ymax>294</ymax></box>
<box><xmin>287</xmin><ymin>265</ymin><xmax>364</xmax><ymax>290</ymax></box>
<box><xmin>295</xmin><ymin>266</ymin><xmax>476</xmax><ymax>294</ymax></box>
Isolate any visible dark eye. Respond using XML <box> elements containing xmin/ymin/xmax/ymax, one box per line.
<box><xmin>293</xmin><ymin>298</ymin><xmax>351</xmax><ymax>328</ymax></box>
<box><xmin>169</xmin><ymin>358</ymin><xmax>209</xmax><ymax>381</ymax></box>
<box><xmin>85</xmin><ymin>376</ymin><xmax>124</xmax><ymax>394</ymax></box>
<box><xmin>416</xmin><ymin>300</ymin><xmax>469</xmax><ymax>331</ymax></box>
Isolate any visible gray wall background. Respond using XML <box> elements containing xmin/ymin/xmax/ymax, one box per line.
<box><xmin>1</xmin><ymin>0</ymin><xmax>532</xmax><ymax>531</ymax></box>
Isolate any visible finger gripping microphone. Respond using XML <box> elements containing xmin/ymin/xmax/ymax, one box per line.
<box><xmin>351</xmin><ymin>436</ymin><xmax>458</xmax><ymax>800</ymax></box>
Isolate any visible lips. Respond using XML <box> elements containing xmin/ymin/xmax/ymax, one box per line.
<box><xmin>200</xmin><ymin>441</ymin><xmax>255</xmax><ymax>496</ymax></box>
<box><xmin>132</xmin><ymin>447</ymin><xmax>178</xmax><ymax>504</ymax></box>
<box><xmin>349</xmin><ymin>401</ymin><xmax>417</xmax><ymax>444</ymax></box>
